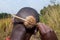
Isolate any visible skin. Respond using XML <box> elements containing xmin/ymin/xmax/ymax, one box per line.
<box><xmin>10</xmin><ymin>24</ymin><xmax>37</xmax><ymax>40</ymax></box>
<box><xmin>10</xmin><ymin>24</ymin><xmax>26</xmax><ymax>40</ymax></box>
<box><xmin>37</xmin><ymin>23</ymin><xmax>58</xmax><ymax>40</ymax></box>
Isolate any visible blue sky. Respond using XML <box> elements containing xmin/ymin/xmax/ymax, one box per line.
<box><xmin>0</xmin><ymin>0</ymin><xmax>60</xmax><ymax>14</ymax></box>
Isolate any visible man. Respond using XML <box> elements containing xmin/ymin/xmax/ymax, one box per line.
<box><xmin>6</xmin><ymin>7</ymin><xmax>58</xmax><ymax>40</ymax></box>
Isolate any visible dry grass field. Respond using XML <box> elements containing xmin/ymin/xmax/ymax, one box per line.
<box><xmin>0</xmin><ymin>18</ymin><xmax>13</xmax><ymax>40</ymax></box>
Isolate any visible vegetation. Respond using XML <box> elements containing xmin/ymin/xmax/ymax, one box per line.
<box><xmin>0</xmin><ymin>13</ymin><xmax>11</xmax><ymax>19</ymax></box>
<box><xmin>0</xmin><ymin>18</ymin><xmax>12</xmax><ymax>40</ymax></box>
<box><xmin>0</xmin><ymin>13</ymin><xmax>12</xmax><ymax>40</ymax></box>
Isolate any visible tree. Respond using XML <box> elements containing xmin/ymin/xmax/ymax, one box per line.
<box><xmin>50</xmin><ymin>0</ymin><xmax>56</xmax><ymax>4</ymax></box>
<box><xmin>0</xmin><ymin>13</ymin><xmax>11</xmax><ymax>19</ymax></box>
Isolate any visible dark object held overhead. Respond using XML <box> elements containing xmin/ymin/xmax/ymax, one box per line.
<box><xmin>11</xmin><ymin>7</ymin><xmax>40</xmax><ymax>40</ymax></box>
<box><xmin>14</xmin><ymin>7</ymin><xmax>39</xmax><ymax>24</ymax></box>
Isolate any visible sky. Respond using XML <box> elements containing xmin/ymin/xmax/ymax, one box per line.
<box><xmin>0</xmin><ymin>0</ymin><xmax>60</xmax><ymax>14</ymax></box>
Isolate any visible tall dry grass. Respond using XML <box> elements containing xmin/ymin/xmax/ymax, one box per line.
<box><xmin>0</xmin><ymin>18</ymin><xmax>13</xmax><ymax>40</ymax></box>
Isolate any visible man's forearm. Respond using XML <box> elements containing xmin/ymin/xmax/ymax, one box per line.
<box><xmin>40</xmin><ymin>30</ymin><xmax>58</xmax><ymax>40</ymax></box>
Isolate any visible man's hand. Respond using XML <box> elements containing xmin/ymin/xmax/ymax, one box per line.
<box><xmin>37</xmin><ymin>23</ymin><xmax>58</xmax><ymax>40</ymax></box>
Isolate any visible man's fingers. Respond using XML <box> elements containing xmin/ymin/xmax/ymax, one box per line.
<box><xmin>37</xmin><ymin>23</ymin><xmax>46</xmax><ymax>34</ymax></box>
<box><xmin>37</xmin><ymin>23</ymin><xmax>53</xmax><ymax>34</ymax></box>
<box><xmin>42</xmin><ymin>23</ymin><xmax>53</xmax><ymax>32</ymax></box>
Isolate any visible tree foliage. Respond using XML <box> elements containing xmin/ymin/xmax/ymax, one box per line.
<box><xmin>0</xmin><ymin>13</ymin><xmax>11</xmax><ymax>19</ymax></box>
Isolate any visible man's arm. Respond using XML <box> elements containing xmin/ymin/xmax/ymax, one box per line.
<box><xmin>37</xmin><ymin>23</ymin><xmax>58</xmax><ymax>40</ymax></box>
<box><xmin>10</xmin><ymin>24</ymin><xmax>26</xmax><ymax>40</ymax></box>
